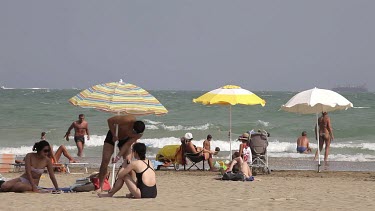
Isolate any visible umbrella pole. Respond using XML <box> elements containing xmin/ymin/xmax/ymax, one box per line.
<box><xmin>316</xmin><ymin>113</ymin><xmax>321</xmax><ymax>172</ymax></box>
<box><xmin>111</xmin><ymin>124</ymin><xmax>119</xmax><ymax>186</ymax></box>
<box><xmin>229</xmin><ymin>106</ymin><xmax>232</xmax><ymax>159</ymax></box>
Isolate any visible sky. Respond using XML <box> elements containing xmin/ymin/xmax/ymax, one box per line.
<box><xmin>0</xmin><ymin>0</ymin><xmax>374</xmax><ymax>91</ymax></box>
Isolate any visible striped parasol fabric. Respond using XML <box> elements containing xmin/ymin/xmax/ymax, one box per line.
<box><xmin>69</xmin><ymin>80</ymin><xmax>168</xmax><ymax>115</ymax></box>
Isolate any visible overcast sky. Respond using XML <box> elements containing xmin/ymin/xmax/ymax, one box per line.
<box><xmin>1</xmin><ymin>1</ymin><xmax>374</xmax><ymax>91</ymax></box>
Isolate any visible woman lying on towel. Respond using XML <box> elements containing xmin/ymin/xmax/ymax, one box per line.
<box><xmin>0</xmin><ymin>141</ymin><xmax>59</xmax><ymax>192</ymax></box>
<box><xmin>98</xmin><ymin>143</ymin><xmax>157</xmax><ymax>199</ymax></box>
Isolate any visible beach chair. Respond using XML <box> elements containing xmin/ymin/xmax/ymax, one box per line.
<box><xmin>65</xmin><ymin>163</ymin><xmax>89</xmax><ymax>174</ymax></box>
<box><xmin>179</xmin><ymin>139</ymin><xmax>205</xmax><ymax>171</ymax></box>
<box><xmin>249</xmin><ymin>131</ymin><xmax>271</xmax><ymax>174</ymax></box>
<box><xmin>0</xmin><ymin>154</ymin><xmax>19</xmax><ymax>173</ymax></box>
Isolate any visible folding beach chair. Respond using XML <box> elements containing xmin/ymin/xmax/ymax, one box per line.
<box><xmin>0</xmin><ymin>154</ymin><xmax>17</xmax><ymax>173</ymax></box>
<box><xmin>179</xmin><ymin>139</ymin><xmax>206</xmax><ymax>171</ymax></box>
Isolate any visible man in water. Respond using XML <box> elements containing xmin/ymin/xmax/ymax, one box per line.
<box><xmin>64</xmin><ymin>114</ymin><xmax>90</xmax><ymax>157</ymax></box>
<box><xmin>314</xmin><ymin>112</ymin><xmax>334</xmax><ymax>164</ymax></box>
<box><xmin>98</xmin><ymin>115</ymin><xmax>145</xmax><ymax>191</ymax></box>
<box><xmin>296</xmin><ymin>131</ymin><xmax>312</xmax><ymax>153</ymax></box>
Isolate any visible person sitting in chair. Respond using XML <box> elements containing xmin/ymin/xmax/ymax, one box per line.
<box><xmin>184</xmin><ymin>133</ymin><xmax>218</xmax><ymax>170</ymax></box>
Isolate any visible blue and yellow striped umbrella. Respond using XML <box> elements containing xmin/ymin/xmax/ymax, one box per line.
<box><xmin>69</xmin><ymin>80</ymin><xmax>168</xmax><ymax>116</ymax></box>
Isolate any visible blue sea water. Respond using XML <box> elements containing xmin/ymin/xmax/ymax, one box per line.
<box><xmin>1</xmin><ymin>89</ymin><xmax>375</xmax><ymax>164</ymax></box>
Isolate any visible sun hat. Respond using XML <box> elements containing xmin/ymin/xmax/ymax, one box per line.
<box><xmin>238</xmin><ymin>132</ymin><xmax>250</xmax><ymax>141</ymax></box>
<box><xmin>184</xmin><ymin>132</ymin><xmax>193</xmax><ymax>140</ymax></box>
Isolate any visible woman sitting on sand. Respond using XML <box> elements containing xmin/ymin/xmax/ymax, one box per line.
<box><xmin>226</xmin><ymin>151</ymin><xmax>254</xmax><ymax>181</ymax></box>
<box><xmin>0</xmin><ymin>140</ymin><xmax>59</xmax><ymax>192</ymax></box>
<box><xmin>98</xmin><ymin>143</ymin><xmax>157</xmax><ymax>199</ymax></box>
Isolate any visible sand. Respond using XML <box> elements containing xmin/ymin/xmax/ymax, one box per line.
<box><xmin>1</xmin><ymin>170</ymin><xmax>375</xmax><ymax>211</ymax></box>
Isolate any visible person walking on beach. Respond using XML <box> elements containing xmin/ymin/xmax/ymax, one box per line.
<box><xmin>98</xmin><ymin>115</ymin><xmax>145</xmax><ymax>191</ymax></box>
<box><xmin>314</xmin><ymin>112</ymin><xmax>334</xmax><ymax>164</ymax></box>
<box><xmin>64</xmin><ymin>114</ymin><xmax>90</xmax><ymax>157</ymax></box>
<box><xmin>296</xmin><ymin>131</ymin><xmax>312</xmax><ymax>153</ymax></box>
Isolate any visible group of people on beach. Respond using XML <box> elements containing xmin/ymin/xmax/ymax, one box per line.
<box><xmin>1</xmin><ymin>111</ymin><xmax>335</xmax><ymax>197</ymax></box>
<box><xmin>1</xmin><ymin>114</ymin><xmax>157</xmax><ymax>199</ymax></box>
<box><xmin>296</xmin><ymin>112</ymin><xmax>334</xmax><ymax>165</ymax></box>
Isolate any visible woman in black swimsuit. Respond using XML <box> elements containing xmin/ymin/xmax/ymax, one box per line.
<box><xmin>98</xmin><ymin>143</ymin><xmax>157</xmax><ymax>198</ymax></box>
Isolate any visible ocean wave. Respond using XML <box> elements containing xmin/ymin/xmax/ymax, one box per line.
<box><xmin>353</xmin><ymin>106</ymin><xmax>371</xmax><ymax>109</ymax></box>
<box><xmin>256</xmin><ymin>120</ymin><xmax>269</xmax><ymax>127</ymax></box>
<box><xmin>143</xmin><ymin>119</ymin><xmax>163</xmax><ymax>125</ymax></box>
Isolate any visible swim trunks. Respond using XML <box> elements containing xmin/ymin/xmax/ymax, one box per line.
<box><xmin>296</xmin><ymin>146</ymin><xmax>307</xmax><ymax>153</ymax></box>
<box><xmin>74</xmin><ymin>136</ymin><xmax>85</xmax><ymax>144</ymax></box>
<box><xmin>104</xmin><ymin>130</ymin><xmax>131</xmax><ymax>149</ymax></box>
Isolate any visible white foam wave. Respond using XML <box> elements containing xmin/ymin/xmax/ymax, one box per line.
<box><xmin>146</xmin><ymin>125</ymin><xmax>159</xmax><ymax>130</ymax></box>
<box><xmin>156</xmin><ymin>123</ymin><xmax>211</xmax><ymax>131</ymax></box>
<box><xmin>353</xmin><ymin>106</ymin><xmax>371</xmax><ymax>109</ymax></box>
<box><xmin>143</xmin><ymin>119</ymin><xmax>162</xmax><ymax>125</ymax></box>
<box><xmin>256</xmin><ymin>120</ymin><xmax>269</xmax><ymax>127</ymax></box>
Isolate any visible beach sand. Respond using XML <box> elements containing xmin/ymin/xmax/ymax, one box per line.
<box><xmin>1</xmin><ymin>170</ymin><xmax>375</xmax><ymax>211</ymax></box>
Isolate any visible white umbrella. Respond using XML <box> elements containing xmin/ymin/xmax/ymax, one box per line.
<box><xmin>281</xmin><ymin>87</ymin><xmax>353</xmax><ymax>170</ymax></box>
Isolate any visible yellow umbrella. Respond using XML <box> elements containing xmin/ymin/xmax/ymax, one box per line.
<box><xmin>193</xmin><ymin>85</ymin><xmax>266</xmax><ymax>156</ymax></box>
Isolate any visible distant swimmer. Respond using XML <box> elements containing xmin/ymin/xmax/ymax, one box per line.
<box><xmin>314</xmin><ymin>112</ymin><xmax>334</xmax><ymax>164</ymax></box>
<box><xmin>64</xmin><ymin>114</ymin><xmax>90</xmax><ymax>157</ymax></box>
<box><xmin>296</xmin><ymin>131</ymin><xmax>312</xmax><ymax>153</ymax></box>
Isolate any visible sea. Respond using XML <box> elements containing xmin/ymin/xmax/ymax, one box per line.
<box><xmin>1</xmin><ymin>89</ymin><xmax>375</xmax><ymax>171</ymax></box>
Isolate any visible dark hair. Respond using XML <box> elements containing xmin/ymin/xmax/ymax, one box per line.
<box><xmin>79</xmin><ymin>114</ymin><xmax>84</xmax><ymax>118</ymax></box>
<box><xmin>41</xmin><ymin>132</ymin><xmax>46</xmax><ymax>136</ymax></box>
<box><xmin>32</xmin><ymin>140</ymin><xmax>51</xmax><ymax>152</ymax></box>
<box><xmin>302</xmin><ymin>131</ymin><xmax>307</xmax><ymax>136</ymax></box>
<box><xmin>133</xmin><ymin>121</ymin><xmax>145</xmax><ymax>134</ymax></box>
<box><xmin>132</xmin><ymin>143</ymin><xmax>146</xmax><ymax>160</ymax></box>
<box><xmin>232</xmin><ymin>151</ymin><xmax>240</xmax><ymax>159</ymax></box>
<box><xmin>207</xmin><ymin>134</ymin><xmax>212</xmax><ymax>139</ymax></box>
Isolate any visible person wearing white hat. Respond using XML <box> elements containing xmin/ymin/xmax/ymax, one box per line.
<box><xmin>184</xmin><ymin>132</ymin><xmax>218</xmax><ymax>171</ymax></box>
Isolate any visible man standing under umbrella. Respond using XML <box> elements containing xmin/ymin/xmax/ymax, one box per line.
<box><xmin>64</xmin><ymin>114</ymin><xmax>90</xmax><ymax>157</ymax></box>
<box><xmin>314</xmin><ymin>112</ymin><xmax>334</xmax><ymax>164</ymax></box>
<box><xmin>98</xmin><ymin>115</ymin><xmax>145</xmax><ymax>191</ymax></box>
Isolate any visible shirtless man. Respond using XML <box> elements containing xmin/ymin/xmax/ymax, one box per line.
<box><xmin>64</xmin><ymin>114</ymin><xmax>90</xmax><ymax>157</ymax></box>
<box><xmin>296</xmin><ymin>131</ymin><xmax>312</xmax><ymax>153</ymax></box>
<box><xmin>98</xmin><ymin>115</ymin><xmax>145</xmax><ymax>191</ymax></box>
<box><xmin>314</xmin><ymin>112</ymin><xmax>334</xmax><ymax>164</ymax></box>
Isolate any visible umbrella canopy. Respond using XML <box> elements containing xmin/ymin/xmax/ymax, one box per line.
<box><xmin>69</xmin><ymin>80</ymin><xmax>167</xmax><ymax>185</ymax></box>
<box><xmin>193</xmin><ymin>85</ymin><xmax>266</xmax><ymax>157</ymax></box>
<box><xmin>281</xmin><ymin>87</ymin><xmax>353</xmax><ymax>171</ymax></box>
<box><xmin>69</xmin><ymin>80</ymin><xmax>168</xmax><ymax>116</ymax></box>
<box><xmin>281</xmin><ymin>87</ymin><xmax>353</xmax><ymax>114</ymax></box>
<box><xmin>193</xmin><ymin>85</ymin><xmax>266</xmax><ymax>106</ymax></box>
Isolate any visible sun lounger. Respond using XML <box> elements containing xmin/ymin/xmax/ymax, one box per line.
<box><xmin>65</xmin><ymin>163</ymin><xmax>89</xmax><ymax>174</ymax></box>
<box><xmin>0</xmin><ymin>154</ymin><xmax>22</xmax><ymax>173</ymax></box>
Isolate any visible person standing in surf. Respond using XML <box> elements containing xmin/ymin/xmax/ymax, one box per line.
<box><xmin>64</xmin><ymin>114</ymin><xmax>90</xmax><ymax>157</ymax></box>
<box><xmin>314</xmin><ymin>112</ymin><xmax>334</xmax><ymax>164</ymax></box>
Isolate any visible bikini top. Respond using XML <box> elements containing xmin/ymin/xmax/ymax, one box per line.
<box><xmin>31</xmin><ymin>166</ymin><xmax>44</xmax><ymax>175</ymax></box>
<box><xmin>135</xmin><ymin>160</ymin><xmax>155</xmax><ymax>187</ymax></box>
